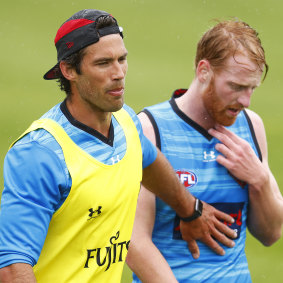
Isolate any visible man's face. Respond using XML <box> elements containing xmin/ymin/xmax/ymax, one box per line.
<box><xmin>202</xmin><ymin>53</ymin><xmax>263</xmax><ymax>126</ymax></box>
<box><xmin>73</xmin><ymin>34</ymin><xmax>128</xmax><ymax>113</ymax></box>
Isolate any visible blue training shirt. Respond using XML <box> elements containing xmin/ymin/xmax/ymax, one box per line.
<box><xmin>133</xmin><ymin>89</ymin><xmax>262</xmax><ymax>283</ymax></box>
<box><xmin>0</xmin><ymin>100</ymin><xmax>157</xmax><ymax>268</ymax></box>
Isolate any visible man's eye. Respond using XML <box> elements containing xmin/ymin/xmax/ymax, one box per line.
<box><xmin>231</xmin><ymin>84</ymin><xmax>244</xmax><ymax>91</ymax></box>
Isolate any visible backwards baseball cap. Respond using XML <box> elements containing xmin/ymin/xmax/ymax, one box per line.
<box><xmin>43</xmin><ymin>9</ymin><xmax>123</xmax><ymax>80</ymax></box>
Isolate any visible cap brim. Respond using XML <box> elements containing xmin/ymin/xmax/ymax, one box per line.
<box><xmin>43</xmin><ymin>63</ymin><xmax>60</xmax><ymax>80</ymax></box>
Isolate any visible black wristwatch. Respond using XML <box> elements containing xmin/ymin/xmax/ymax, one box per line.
<box><xmin>179</xmin><ymin>198</ymin><xmax>203</xmax><ymax>222</ymax></box>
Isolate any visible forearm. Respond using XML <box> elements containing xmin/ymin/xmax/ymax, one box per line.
<box><xmin>248</xmin><ymin>170</ymin><xmax>283</xmax><ymax>246</ymax></box>
<box><xmin>0</xmin><ymin>263</ymin><xmax>36</xmax><ymax>283</ymax></box>
<box><xmin>127</xmin><ymin>239</ymin><xmax>177</xmax><ymax>283</ymax></box>
<box><xmin>126</xmin><ymin>186</ymin><xmax>178</xmax><ymax>282</ymax></box>
<box><xmin>142</xmin><ymin>150</ymin><xmax>195</xmax><ymax>218</ymax></box>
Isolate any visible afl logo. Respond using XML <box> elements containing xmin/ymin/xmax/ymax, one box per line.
<box><xmin>176</xmin><ymin>170</ymin><xmax>198</xmax><ymax>188</ymax></box>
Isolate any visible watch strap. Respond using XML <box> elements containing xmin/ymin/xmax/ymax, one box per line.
<box><xmin>179</xmin><ymin>198</ymin><xmax>203</xmax><ymax>222</ymax></box>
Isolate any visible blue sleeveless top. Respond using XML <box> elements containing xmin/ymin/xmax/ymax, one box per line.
<box><xmin>133</xmin><ymin>89</ymin><xmax>262</xmax><ymax>283</ymax></box>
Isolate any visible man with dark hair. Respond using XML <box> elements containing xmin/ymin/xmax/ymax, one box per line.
<box><xmin>0</xmin><ymin>10</ymin><xmax>236</xmax><ymax>282</ymax></box>
<box><xmin>126</xmin><ymin>20</ymin><xmax>283</xmax><ymax>282</ymax></box>
<box><xmin>55</xmin><ymin>14</ymin><xmax>118</xmax><ymax>96</ymax></box>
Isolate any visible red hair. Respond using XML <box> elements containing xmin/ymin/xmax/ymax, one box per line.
<box><xmin>195</xmin><ymin>20</ymin><xmax>268</xmax><ymax>80</ymax></box>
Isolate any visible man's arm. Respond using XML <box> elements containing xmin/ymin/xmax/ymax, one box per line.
<box><xmin>0</xmin><ymin>264</ymin><xmax>36</xmax><ymax>283</ymax></box>
<box><xmin>126</xmin><ymin>112</ymin><xmax>179</xmax><ymax>282</ymax></box>
<box><xmin>208</xmin><ymin>109</ymin><xmax>283</xmax><ymax>246</ymax></box>
<box><xmin>126</xmin><ymin>186</ymin><xmax>178</xmax><ymax>282</ymax></box>
<box><xmin>0</xmin><ymin>140</ymin><xmax>65</xmax><ymax>282</ymax></box>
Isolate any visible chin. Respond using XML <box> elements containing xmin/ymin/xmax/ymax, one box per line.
<box><xmin>110</xmin><ymin>102</ymin><xmax>124</xmax><ymax>113</ymax></box>
<box><xmin>218</xmin><ymin>118</ymin><xmax>236</xmax><ymax>127</ymax></box>
<box><xmin>214</xmin><ymin>114</ymin><xmax>237</xmax><ymax>126</ymax></box>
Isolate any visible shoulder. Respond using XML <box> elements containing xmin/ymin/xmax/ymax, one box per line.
<box><xmin>121</xmin><ymin>104</ymin><xmax>141</xmax><ymax>128</ymax></box>
<box><xmin>137</xmin><ymin>112</ymin><xmax>156</xmax><ymax>145</ymax></box>
<box><xmin>14</xmin><ymin>103</ymin><xmax>66</xmax><ymax>147</ymax></box>
<box><xmin>245</xmin><ymin>109</ymin><xmax>264</xmax><ymax>129</ymax></box>
<box><xmin>244</xmin><ymin>109</ymin><xmax>266</xmax><ymax>140</ymax></box>
<box><xmin>245</xmin><ymin>109</ymin><xmax>267</xmax><ymax>159</ymax></box>
<box><xmin>122</xmin><ymin>105</ymin><xmax>158</xmax><ymax>167</ymax></box>
<box><xmin>7</xmin><ymin>140</ymin><xmax>66</xmax><ymax>179</ymax></box>
<box><xmin>145</xmin><ymin>100</ymin><xmax>171</xmax><ymax>114</ymax></box>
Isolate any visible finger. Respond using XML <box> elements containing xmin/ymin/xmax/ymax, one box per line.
<box><xmin>200</xmin><ymin>235</ymin><xmax>225</xmax><ymax>256</ymax></box>
<box><xmin>215</xmin><ymin>126</ymin><xmax>252</xmax><ymax>155</ymax></box>
<box><xmin>215</xmin><ymin>154</ymin><xmax>233</xmax><ymax>169</ymax></box>
<box><xmin>208</xmin><ymin>128</ymin><xmax>236</xmax><ymax>150</ymax></box>
<box><xmin>215</xmin><ymin>143</ymin><xmax>234</xmax><ymax>159</ymax></box>
<box><xmin>212</xmin><ymin>224</ymin><xmax>236</xmax><ymax>247</ymax></box>
<box><xmin>186</xmin><ymin>240</ymin><xmax>200</xmax><ymax>259</ymax></box>
<box><xmin>215</xmin><ymin>220</ymin><xmax>238</xmax><ymax>239</ymax></box>
<box><xmin>215</xmin><ymin>143</ymin><xmax>229</xmax><ymax>154</ymax></box>
<box><xmin>215</xmin><ymin>124</ymin><xmax>240</xmax><ymax>141</ymax></box>
<box><xmin>214</xmin><ymin>209</ymin><xmax>235</xmax><ymax>224</ymax></box>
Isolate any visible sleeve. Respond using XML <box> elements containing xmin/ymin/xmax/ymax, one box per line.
<box><xmin>123</xmin><ymin>105</ymin><xmax>157</xmax><ymax>168</ymax></box>
<box><xmin>0</xmin><ymin>140</ymin><xmax>68</xmax><ymax>268</ymax></box>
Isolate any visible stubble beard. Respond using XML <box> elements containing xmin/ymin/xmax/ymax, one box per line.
<box><xmin>78</xmin><ymin>80</ymin><xmax>125</xmax><ymax>113</ymax></box>
<box><xmin>202</xmin><ymin>78</ymin><xmax>237</xmax><ymax>127</ymax></box>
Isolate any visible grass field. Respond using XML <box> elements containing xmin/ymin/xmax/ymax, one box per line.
<box><xmin>1</xmin><ymin>1</ymin><xmax>283</xmax><ymax>282</ymax></box>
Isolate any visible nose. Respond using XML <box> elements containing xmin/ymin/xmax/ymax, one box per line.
<box><xmin>237</xmin><ymin>89</ymin><xmax>253</xmax><ymax>108</ymax></box>
<box><xmin>112</xmin><ymin>61</ymin><xmax>127</xmax><ymax>80</ymax></box>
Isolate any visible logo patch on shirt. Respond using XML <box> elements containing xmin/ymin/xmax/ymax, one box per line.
<box><xmin>84</xmin><ymin>230</ymin><xmax>130</xmax><ymax>271</ymax></box>
<box><xmin>203</xmin><ymin>150</ymin><xmax>216</xmax><ymax>162</ymax></box>
<box><xmin>111</xmin><ymin>155</ymin><xmax>120</xmax><ymax>164</ymax></box>
<box><xmin>88</xmin><ymin>206</ymin><xmax>102</xmax><ymax>220</ymax></box>
<box><xmin>176</xmin><ymin>170</ymin><xmax>198</xmax><ymax>188</ymax></box>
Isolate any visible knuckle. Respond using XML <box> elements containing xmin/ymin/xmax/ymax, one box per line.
<box><xmin>229</xmin><ymin>163</ymin><xmax>237</xmax><ymax>171</ymax></box>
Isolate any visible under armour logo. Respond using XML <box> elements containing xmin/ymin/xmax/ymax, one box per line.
<box><xmin>203</xmin><ymin>150</ymin><xmax>216</xmax><ymax>161</ymax></box>
<box><xmin>111</xmin><ymin>155</ymin><xmax>120</xmax><ymax>164</ymax></box>
<box><xmin>66</xmin><ymin>42</ymin><xmax>74</xmax><ymax>49</ymax></box>
<box><xmin>88</xmin><ymin>206</ymin><xmax>102</xmax><ymax>220</ymax></box>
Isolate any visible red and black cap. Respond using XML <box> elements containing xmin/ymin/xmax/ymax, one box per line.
<box><xmin>44</xmin><ymin>9</ymin><xmax>123</xmax><ymax>80</ymax></box>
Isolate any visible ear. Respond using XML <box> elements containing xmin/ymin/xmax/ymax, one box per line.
<box><xmin>59</xmin><ymin>61</ymin><xmax>77</xmax><ymax>81</ymax></box>
<box><xmin>196</xmin><ymin>60</ymin><xmax>212</xmax><ymax>83</ymax></box>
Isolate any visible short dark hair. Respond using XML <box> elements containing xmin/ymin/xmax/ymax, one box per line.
<box><xmin>57</xmin><ymin>15</ymin><xmax>118</xmax><ymax>96</ymax></box>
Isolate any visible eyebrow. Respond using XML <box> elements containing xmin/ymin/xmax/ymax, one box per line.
<box><xmin>228</xmin><ymin>81</ymin><xmax>260</xmax><ymax>89</ymax></box>
<box><xmin>94</xmin><ymin>52</ymin><xmax>128</xmax><ymax>63</ymax></box>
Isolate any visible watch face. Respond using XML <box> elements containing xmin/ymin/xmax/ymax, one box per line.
<box><xmin>195</xmin><ymin>199</ymin><xmax>203</xmax><ymax>215</ymax></box>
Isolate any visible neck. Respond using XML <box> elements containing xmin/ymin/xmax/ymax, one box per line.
<box><xmin>175</xmin><ymin>80</ymin><xmax>216</xmax><ymax>130</ymax></box>
<box><xmin>66</xmin><ymin>96</ymin><xmax>112</xmax><ymax>138</ymax></box>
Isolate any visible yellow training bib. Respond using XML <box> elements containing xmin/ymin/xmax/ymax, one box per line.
<box><xmin>16</xmin><ymin>108</ymin><xmax>142</xmax><ymax>282</ymax></box>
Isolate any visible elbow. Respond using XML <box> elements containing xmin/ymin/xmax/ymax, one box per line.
<box><xmin>261</xmin><ymin>229</ymin><xmax>282</xmax><ymax>247</ymax></box>
<box><xmin>125</xmin><ymin>253</ymin><xmax>132</xmax><ymax>269</ymax></box>
<box><xmin>126</xmin><ymin>238</ymin><xmax>146</xmax><ymax>271</ymax></box>
<box><xmin>125</xmin><ymin>243</ymin><xmax>135</xmax><ymax>270</ymax></box>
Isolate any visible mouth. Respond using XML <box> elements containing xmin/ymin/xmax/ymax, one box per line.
<box><xmin>107</xmin><ymin>87</ymin><xmax>124</xmax><ymax>96</ymax></box>
<box><xmin>226</xmin><ymin>107</ymin><xmax>242</xmax><ymax>117</ymax></box>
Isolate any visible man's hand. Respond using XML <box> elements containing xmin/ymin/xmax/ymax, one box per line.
<box><xmin>180</xmin><ymin>202</ymin><xmax>237</xmax><ymax>259</ymax></box>
<box><xmin>208</xmin><ymin>124</ymin><xmax>264</xmax><ymax>186</ymax></box>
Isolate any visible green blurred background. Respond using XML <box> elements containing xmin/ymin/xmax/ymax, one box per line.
<box><xmin>1</xmin><ymin>0</ymin><xmax>282</xmax><ymax>282</ymax></box>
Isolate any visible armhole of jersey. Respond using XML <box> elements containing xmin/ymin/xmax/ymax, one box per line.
<box><xmin>140</xmin><ymin>109</ymin><xmax>162</xmax><ymax>151</ymax></box>
<box><xmin>243</xmin><ymin>109</ymin><xmax>262</xmax><ymax>162</ymax></box>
